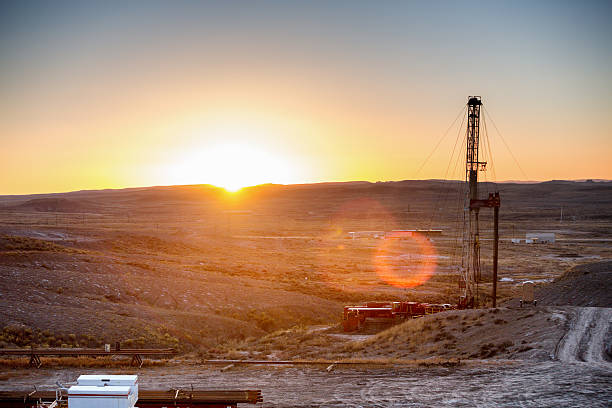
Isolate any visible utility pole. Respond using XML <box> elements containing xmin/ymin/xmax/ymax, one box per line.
<box><xmin>493</xmin><ymin>201</ymin><xmax>499</xmax><ymax>307</ymax></box>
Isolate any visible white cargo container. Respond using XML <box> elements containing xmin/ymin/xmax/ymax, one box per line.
<box><xmin>77</xmin><ymin>375</ymin><xmax>138</xmax><ymax>400</ymax></box>
<box><xmin>67</xmin><ymin>385</ymin><xmax>136</xmax><ymax>408</ymax></box>
<box><xmin>68</xmin><ymin>375</ymin><xmax>138</xmax><ymax>408</ymax></box>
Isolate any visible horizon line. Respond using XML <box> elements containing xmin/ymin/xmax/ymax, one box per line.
<box><xmin>1</xmin><ymin>178</ymin><xmax>610</xmax><ymax>198</ymax></box>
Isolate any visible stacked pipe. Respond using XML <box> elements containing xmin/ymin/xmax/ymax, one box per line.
<box><xmin>0</xmin><ymin>389</ymin><xmax>263</xmax><ymax>407</ymax></box>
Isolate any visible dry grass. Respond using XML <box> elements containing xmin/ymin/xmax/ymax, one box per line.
<box><xmin>0</xmin><ymin>325</ymin><xmax>105</xmax><ymax>349</ymax></box>
<box><xmin>328</xmin><ymin>306</ymin><xmax>565</xmax><ymax>361</ymax></box>
<box><xmin>0</xmin><ymin>181</ymin><xmax>609</xmax><ymax>361</ymax></box>
<box><xmin>0</xmin><ymin>356</ymin><xmax>170</xmax><ymax>368</ymax></box>
<box><xmin>0</xmin><ymin>235</ymin><xmax>85</xmax><ymax>253</ymax></box>
<box><xmin>200</xmin><ymin>356</ymin><xmax>463</xmax><ymax>368</ymax></box>
<box><xmin>200</xmin><ymin>325</ymin><xmax>342</xmax><ymax>360</ymax></box>
<box><xmin>297</xmin><ymin>357</ymin><xmax>463</xmax><ymax>367</ymax></box>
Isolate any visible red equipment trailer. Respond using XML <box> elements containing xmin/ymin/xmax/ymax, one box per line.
<box><xmin>342</xmin><ymin>301</ymin><xmax>453</xmax><ymax>332</ymax></box>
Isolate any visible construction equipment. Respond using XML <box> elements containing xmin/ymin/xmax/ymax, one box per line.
<box><xmin>342</xmin><ymin>301</ymin><xmax>453</xmax><ymax>332</ymax></box>
<box><xmin>341</xmin><ymin>97</ymin><xmax>502</xmax><ymax>328</ymax></box>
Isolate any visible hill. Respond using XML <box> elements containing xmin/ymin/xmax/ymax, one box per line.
<box><xmin>0</xmin><ymin>180</ymin><xmax>610</xmax><ymax>356</ymax></box>
<box><xmin>2</xmin><ymin>198</ymin><xmax>102</xmax><ymax>213</ymax></box>
<box><xmin>536</xmin><ymin>261</ymin><xmax>612</xmax><ymax>307</ymax></box>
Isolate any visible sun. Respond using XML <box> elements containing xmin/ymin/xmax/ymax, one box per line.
<box><xmin>160</xmin><ymin>118</ymin><xmax>304</xmax><ymax>190</ymax></box>
<box><xmin>165</xmin><ymin>140</ymin><xmax>297</xmax><ymax>192</ymax></box>
<box><xmin>204</xmin><ymin>144</ymin><xmax>250</xmax><ymax>192</ymax></box>
<box><xmin>222</xmin><ymin>182</ymin><xmax>244</xmax><ymax>193</ymax></box>
<box><xmin>208</xmin><ymin>143</ymin><xmax>293</xmax><ymax>192</ymax></box>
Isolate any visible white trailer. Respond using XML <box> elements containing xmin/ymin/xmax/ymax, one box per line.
<box><xmin>68</xmin><ymin>385</ymin><xmax>135</xmax><ymax>408</ymax></box>
<box><xmin>68</xmin><ymin>375</ymin><xmax>138</xmax><ymax>408</ymax></box>
<box><xmin>77</xmin><ymin>374</ymin><xmax>138</xmax><ymax>400</ymax></box>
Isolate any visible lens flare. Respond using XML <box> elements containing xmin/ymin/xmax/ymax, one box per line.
<box><xmin>325</xmin><ymin>198</ymin><xmax>394</xmax><ymax>239</ymax></box>
<box><xmin>373</xmin><ymin>231</ymin><xmax>437</xmax><ymax>288</ymax></box>
<box><xmin>317</xmin><ymin>197</ymin><xmax>397</xmax><ymax>293</ymax></box>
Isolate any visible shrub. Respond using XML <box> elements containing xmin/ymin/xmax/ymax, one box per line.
<box><xmin>498</xmin><ymin>340</ymin><xmax>513</xmax><ymax>350</ymax></box>
<box><xmin>247</xmin><ymin>311</ymin><xmax>275</xmax><ymax>332</ymax></box>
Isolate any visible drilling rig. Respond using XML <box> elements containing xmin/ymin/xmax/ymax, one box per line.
<box><xmin>459</xmin><ymin>96</ymin><xmax>500</xmax><ymax>309</ymax></box>
<box><xmin>342</xmin><ymin>96</ymin><xmax>503</xmax><ymax>330</ymax></box>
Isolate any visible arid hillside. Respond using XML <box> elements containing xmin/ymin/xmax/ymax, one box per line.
<box><xmin>536</xmin><ymin>261</ymin><xmax>612</xmax><ymax>307</ymax></box>
<box><xmin>0</xmin><ymin>180</ymin><xmax>610</xmax><ymax>353</ymax></box>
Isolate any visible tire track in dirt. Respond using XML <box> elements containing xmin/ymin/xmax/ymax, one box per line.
<box><xmin>556</xmin><ymin>307</ymin><xmax>611</xmax><ymax>363</ymax></box>
<box><xmin>584</xmin><ymin>308</ymin><xmax>612</xmax><ymax>362</ymax></box>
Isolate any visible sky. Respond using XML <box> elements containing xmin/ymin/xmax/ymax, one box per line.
<box><xmin>1</xmin><ymin>0</ymin><xmax>611</xmax><ymax>194</ymax></box>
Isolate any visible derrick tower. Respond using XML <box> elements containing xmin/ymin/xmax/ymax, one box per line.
<box><xmin>460</xmin><ymin>96</ymin><xmax>501</xmax><ymax>308</ymax></box>
<box><xmin>461</xmin><ymin>96</ymin><xmax>484</xmax><ymax>308</ymax></box>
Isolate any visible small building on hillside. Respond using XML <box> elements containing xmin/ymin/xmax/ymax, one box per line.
<box><xmin>347</xmin><ymin>231</ymin><xmax>385</xmax><ymax>239</ymax></box>
<box><xmin>525</xmin><ymin>232</ymin><xmax>555</xmax><ymax>244</ymax></box>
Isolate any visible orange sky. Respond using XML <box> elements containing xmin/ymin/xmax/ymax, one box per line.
<box><xmin>1</xmin><ymin>2</ymin><xmax>611</xmax><ymax>194</ymax></box>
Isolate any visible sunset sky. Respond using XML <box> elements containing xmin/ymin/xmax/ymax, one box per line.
<box><xmin>1</xmin><ymin>1</ymin><xmax>611</xmax><ymax>194</ymax></box>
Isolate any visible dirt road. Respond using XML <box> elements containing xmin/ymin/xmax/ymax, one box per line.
<box><xmin>556</xmin><ymin>307</ymin><xmax>612</xmax><ymax>363</ymax></box>
<box><xmin>1</xmin><ymin>361</ymin><xmax>610</xmax><ymax>407</ymax></box>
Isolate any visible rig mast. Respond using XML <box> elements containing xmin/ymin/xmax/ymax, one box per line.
<box><xmin>460</xmin><ymin>96</ymin><xmax>500</xmax><ymax>308</ymax></box>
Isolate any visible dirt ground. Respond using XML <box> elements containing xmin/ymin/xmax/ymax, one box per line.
<box><xmin>535</xmin><ymin>260</ymin><xmax>612</xmax><ymax>307</ymax></box>
<box><xmin>0</xmin><ymin>180</ymin><xmax>610</xmax><ymax>406</ymax></box>
<box><xmin>0</xmin><ymin>361</ymin><xmax>610</xmax><ymax>407</ymax></box>
<box><xmin>0</xmin><ymin>180</ymin><xmax>610</xmax><ymax>353</ymax></box>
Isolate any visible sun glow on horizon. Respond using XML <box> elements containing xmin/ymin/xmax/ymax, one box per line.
<box><xmin>162</xmin><ymin>128</ymin><xmax>301</xmax><ymax>192</ymax></box>
<box><xmin>177</xmin><ymin>142</ymin><xmax>295</xmax><ymax>192</ymax></box>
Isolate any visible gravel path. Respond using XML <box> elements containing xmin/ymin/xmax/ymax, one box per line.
<box><xmin>556</xmin><ymin>307</ymin><xmax>612</xmax><ymax>363</ymax></box>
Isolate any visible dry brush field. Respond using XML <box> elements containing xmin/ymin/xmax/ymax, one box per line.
<box><xmin>0</xmin><ymin>180</ymin><xmax>610</xmax><ymax>359</ymax></box>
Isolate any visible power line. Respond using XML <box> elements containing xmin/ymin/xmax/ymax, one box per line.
<box><xmin>481</xmin><ymin>110</ymin><xmax>497</xmax><ymax>190</ymax></box>
<box><xmin>414</xmin><ymin>105</ymin><xmax>467</xmax><ymax>177</ymax></box>
<box><xmin>483</xmin><ymin>106</ymin><xmax>528</xmax><ymax>180</ymax></box>
<box><xmin>426</xmin><ymin>109</ymin><xmax>467</xmax><ymax>230</ymax></box>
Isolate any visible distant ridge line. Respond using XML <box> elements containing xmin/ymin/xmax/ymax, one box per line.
<box><xmin>0</xmin><ymin>179</ymin><xmax>610</xmax><ymax>198</ymax></box>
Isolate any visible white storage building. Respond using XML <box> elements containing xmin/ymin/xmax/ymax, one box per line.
<box><xmin>525</xmin><ymin>232</ymin><xmax>555</xmax><ymax>244</ymax></box>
